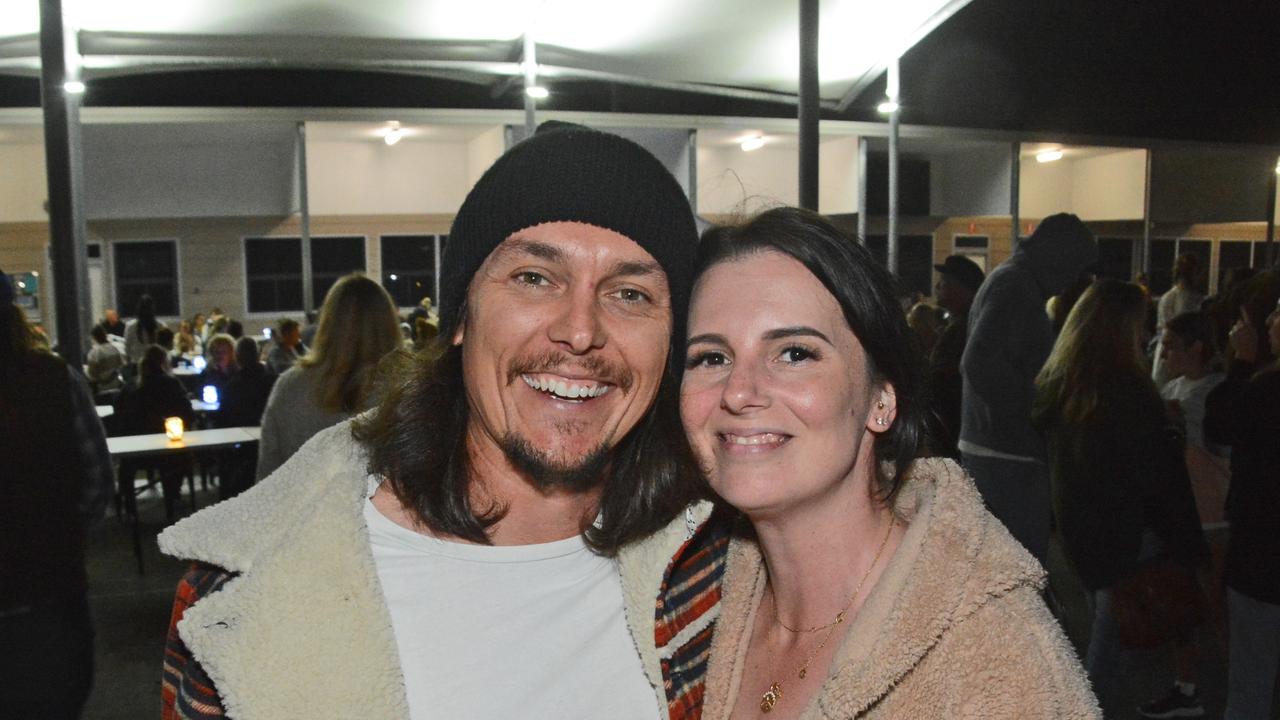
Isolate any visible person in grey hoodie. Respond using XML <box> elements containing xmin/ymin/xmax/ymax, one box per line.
<box><xmin>959</xmin><ymin>213</ymin><xmax>1097</xmax><ymax>563</ymax></box>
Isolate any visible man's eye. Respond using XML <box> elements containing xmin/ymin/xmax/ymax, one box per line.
<box><xmin>515</xmin><ymin>271</ymin><xmax>549</xmax><ymax>286</ymax></box>
<box><xmin>613</xmin><ymin>287</ymin><xmax>651</xmax><ymax>304</ymax></box>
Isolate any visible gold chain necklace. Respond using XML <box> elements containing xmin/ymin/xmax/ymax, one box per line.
<box><xmin>759</xmin><ymin>515</ymin><xmax>896</xmax><ymax>714</ymax></box>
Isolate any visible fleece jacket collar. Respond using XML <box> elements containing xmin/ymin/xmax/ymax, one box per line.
<box><xmin>159</xmin><ymin>421</ymin><xmax>716</xmax><ymax>720</ymax></box>
<box><xmin>711</xmin><ymin>458</ymin><xmax>1045</xmax><ymax>719</ymax></box>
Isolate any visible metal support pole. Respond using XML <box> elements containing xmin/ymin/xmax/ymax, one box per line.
<box><xmin>523</xmin><ymin>34</ymin><xmax>537</xmax><ymax>138</ymax></box>
<box><xmin>886</xmin><ymin>59</ymin><xmax>900</xmax><ymax>275</ymax></box>
<box><xmin>856</xmin><ymin>138</ymin><xmax>868</xmax><ymax>243</ymax></box>
<box><xmin>686</xmin><ymin>130</ymin><xmax>698</xmax><ymax>214</ymax></box>
<box><xmin>1010</xmin><ymin>142</ymin><xmax>1021</xmax><ymax>247</ymax></box>
<box><xmin>798</xmin><ymin>0</ymin><xmax>819</xmax><ymax>211</ymax></box>
<box><xmin>1141</xmin><ymin>149</ymin><xmax>1153</xmax><ymax>275</ymax></box>
<box><xmin>297</xmin><ymin>122</ymin><xmax>314</xmax><ymax>313</ymax></box>
<box><xmin>1263</xmin><ymin>157</ymin><xmax>1277</xmax><ymax>268</ymax></box>
<box><xmin>39</xmin><ymin>0</ymin><xmax>89</xmax><ymax>364</ymax></box>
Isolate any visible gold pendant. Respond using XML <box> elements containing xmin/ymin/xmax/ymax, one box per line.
<box><xmin>760</xmin><ymin>682</ymin><xmax>783</xmax><ymax>713</ymax></box>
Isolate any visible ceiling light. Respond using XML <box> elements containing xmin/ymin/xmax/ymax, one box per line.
<box><xmin>877</xmin><ymin>100</ymin><xmax>899</xmax><ymax>114</ymax></box>
<box><xmin>525</xmin><ymin>85</ymin><xmax>549</xmax><ymax>99</ymax></box>
<box><xmin>1036</xmin><ymin>149</ymin><xmax>1064</xmax><ymax>163</ymax></box>
<box><xmin>383</xmin><ymin>122</ymin><xmax>403</xmax><ymax>146</ymax></box>
<box><xmin>740</xmin><ymin>136</ymin><xmax>766</xmax><ymax>152</ymax></box>
<box><xmin>63</xmin><ymin>80</ymin><xmax>85</xmax><ymax>94</ymax></box>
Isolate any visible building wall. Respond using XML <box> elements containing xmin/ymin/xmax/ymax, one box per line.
<box><xmin>0</xmin><ymin>142</ymin><xmax>48</xmax><ymax>223</ymax></box>
<box><xmin>1020</xmin><ymin>149</ymin><xmax>1146</xmax><ymax>221</ymax></box>
<box><xmin>307</xmin><ymin>140</ymin><xmax>471</xmax><ymax>215</ymax></box>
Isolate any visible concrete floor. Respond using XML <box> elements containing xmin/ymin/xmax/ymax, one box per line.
<box><xmin>80</xmin><ymin>484</ymin><xmax>1243</xmax><ymax>719</ymax></box>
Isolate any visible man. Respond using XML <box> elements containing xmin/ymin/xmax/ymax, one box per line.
<box><xmin>99</xmin><ymin>307</ymin><xmax>125</xmax><ymax>338</ymax></box>
<box><xmin>159</xmin><ymin>124</ymin><xmax>723</xmax><ymax>719</ymax></box>
<box><xmin>959</xmin><ymin>213</ymin><xmax>1097</xmax><ymax>564</ymax></box>
<box><xmin>1</xmin><ymin>268</ymin><xmax>114</xmax><ymax>719</ymax></box>
<box><xmin>264</xmin><ymin>317</ymin><xmax>305</xmax><ymax>375</ymax></box>
<box><xmin>926</xmin><ymin>254</ymin><xmax>985</xmax><ymax>457</ymax></box>
<box><xmin>86</xmin><ymin>323</ymin><xmax>127</xmax><ymax>392</ymax></box>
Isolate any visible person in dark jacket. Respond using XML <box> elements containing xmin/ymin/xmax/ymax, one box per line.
<box><xmin>960</xmin><ymin>213</ymin><xmax>1098</xmax><ymax>564</ymax></box>
<box><xmin>1206</xmin><ymin>284</ymin><xmax>1280</xmax><ymax>720</ymax></box>
<box><xmin>1</xmin><ymin>269</ymin><xmax>113</xmax><ymax>720</ymax></box>
<box><xmin>116</xmin><ymin>345</ymin><xmax>196</xmax><ymax>519</ymax></box>
<box><xmin>926</xmin><ymin>254</ymin><xmax>984</xmax><ymax>457</ymax></box>
<box><xmin>214</xmin><ymin>337</ymin><xmax>276</xmax><ymax>499</ymax></box>
<box><xmin>1034</xmin><ymin>280</ymin><xmax>1208</xmax><ymax>715</ymax></box>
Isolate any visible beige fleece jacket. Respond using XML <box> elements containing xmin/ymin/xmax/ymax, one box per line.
<box><xmin>701</xmin><ymin>457</ymin><xmax>1099</xmax><ymax>719</ymax></box>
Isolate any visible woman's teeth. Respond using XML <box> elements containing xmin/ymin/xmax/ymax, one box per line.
<box><xmin>721</xmin><ymin>433</ymin><xmax>787</xmax><ymax>445</ymax></box>
<box><xmin>521</xmin><ymin>374</ymin><xmax>612</xmax><ymax>400</ymax></box>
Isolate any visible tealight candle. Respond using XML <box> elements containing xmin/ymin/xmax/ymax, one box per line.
<box><xmin>164</xmin><ymin>416</ymin><xmax>185</xmax><ymax>441</ymax></box>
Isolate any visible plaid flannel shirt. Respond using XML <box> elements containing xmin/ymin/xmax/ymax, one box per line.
<box><xmin>67</xmin><ymin>367</ymin><xmax>113</xmax><ymax>521</ymax></box>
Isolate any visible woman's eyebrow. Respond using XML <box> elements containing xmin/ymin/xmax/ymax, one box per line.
<box><xmin>686</xmin><ymin>332</ymin><xmax>727</xmax><ymax>347</ymax></box>
<box><xmin>762</xmin><ymin>326</ymin><xmax>831</xmax><ymax>344</ymax></box>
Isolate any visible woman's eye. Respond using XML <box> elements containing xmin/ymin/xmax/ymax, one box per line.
<box><xmin>780</xmin><ymin>346</ymin><xmax>816</xmax><ymax>363</ymax></box>
<box><xmin>686</xmin><ymin>351</ymin><xmax>729</xmax><ymax>369</ymax></box>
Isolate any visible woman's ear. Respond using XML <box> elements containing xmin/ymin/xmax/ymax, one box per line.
<box><xmin>865</xmin><ymin>383</ymin><xmax>898</xmax><ymax>432</ymax></box>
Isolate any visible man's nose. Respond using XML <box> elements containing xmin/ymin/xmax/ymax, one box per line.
<box><xmin>547</xmin><ymin>285</ymin><xmax>606</xmax><ymax>354</ymax></box>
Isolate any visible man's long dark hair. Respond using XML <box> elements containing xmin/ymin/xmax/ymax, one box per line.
<box><xmin>352</xmin><ymin>340</ymin><xmax>707</xmax><ymax>556</ymax></box>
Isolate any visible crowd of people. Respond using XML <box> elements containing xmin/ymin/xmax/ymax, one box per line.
<box><xmin>5</xmin><ymin>122</ymin><xmax>1278</xmax><ymax>719</ymax></box>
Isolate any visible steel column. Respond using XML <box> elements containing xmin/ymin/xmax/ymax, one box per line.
<box><xmin>798</xmin><ymin>0</ymin><xmax>819</xmax><ymax>211</ymax></box>
<box><xmin>856</xmin><ymin>138</ymin><xmax>868</xmax><ymax>243</ymax></box>
<box><xmin>297</xmin><ymin>122</ymin><xmax>314</xmax><ymax>313</ymax></box>
<box><xmin>886</xmin><ymin>59</ymin><xmax>900</xmax><ymax>275</ymax></box>
<box><xmin>1141</xmin><ymin>149</ymin><xmax>1153</xmax><ymax>275</ymax></box>
<box><xmin>1010</xmin><ymin>142</ymin><xmax>1020</xmax><ymax>247</ymax></box>
<box><xmin>40</xmin><ymin>0</ymin><xmax>90</xmax><ymax>363</ymax></box>
<box><xmin>523</xmin><ymin>34</ymin><xmax>537</xmax><ymax>138</ymax></box>
<box><xmin>1263</xmin><ymin>157</ymin><xmax>1277</xmax><ymax>268</ymax></box>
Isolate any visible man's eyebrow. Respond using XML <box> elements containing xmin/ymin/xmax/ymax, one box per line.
<box><xmin>608</xmin><ymin>259</ymin><xmax>664</xmax><ymax>278</ymax></box>
<box><xmin>491</xmin><ymin>239</ymin><xmax>565</xmax><ymax>264</ymax></box>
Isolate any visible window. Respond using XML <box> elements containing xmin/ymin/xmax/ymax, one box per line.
<box><xmin>866</xmin><ymin>234</ymin><xmax>935</xmax><ymax>299</ymax></box>
<box><xmin>1217</xmin><ymin>241</ymin><xmax>1252</xmax><ymax>292</ymax></box>
<box><xmin>380</xmin><ymin>234</ymin><xmax>444</xmax><ymax>308</ymax></box>
<box><xmin>114</xmin><ymin>240</ymin><xmax>178</xmax><ymax>316</ymax></box>
<box><xmin>1147</xmin><ymin>238</ymin><xmax>1178</xmax><ymax>295</ymax></box>
<box><xmin>245</xmin><ymin>237</ymin><xmax>302</xmax><ymax>313</ymax></box>
<box><xmin>311</xmin><ymin>236</ymin><xmax>366</xmax><ymax>307</ymax></box>
<box><xmin>1096</xmin><ymin>237</ymin><xmax>1136</xmax><ymax>281</ymax></box>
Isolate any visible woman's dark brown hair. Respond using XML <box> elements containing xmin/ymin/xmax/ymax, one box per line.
<box><xmin>352</xmin><ymin>329</ymin><xmax>706</xmax><ymax>557</ymax></box>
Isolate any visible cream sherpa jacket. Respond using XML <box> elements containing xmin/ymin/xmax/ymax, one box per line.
<box><xmin>158</xmin><ymin>421</ymin><xmax>716</xmax><ymax>720</ymax></box>
<box><xmin>701</xmin><ymin>458</ymin><xmax>1099</xmax><ymax>719</ymax></box>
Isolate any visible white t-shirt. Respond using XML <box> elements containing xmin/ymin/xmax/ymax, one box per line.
<box><xmin>364</xmin><ymin>489</ymin><xmax>661</xmax><ymax>720</ymax></box>
<box><xmin>1161</xmin><ymin>372</ymin><xmax>1227</xmax><ymax>455</ymax></box>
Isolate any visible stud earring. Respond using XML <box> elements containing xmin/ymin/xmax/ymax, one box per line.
<box><xmin>876</xmin><ymin>417</ymin><xmax>887</xmax><ymax>427</ymax></box>
<box><xmin>876</xmin><ymin>400</ymin><xmax>885</xmax><ymax>409</ymax></box>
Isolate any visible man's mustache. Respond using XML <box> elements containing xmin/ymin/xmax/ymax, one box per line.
<box><xmin>506</xmin><ymin>351</ymin><xmax>634</xmax><ymax>392</ymax></box>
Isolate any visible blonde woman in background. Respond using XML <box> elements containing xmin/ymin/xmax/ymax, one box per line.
<box><xmin>256</xmin><ymin>274</ymin><xmax>401</xmax><ymax>480</ymax></box>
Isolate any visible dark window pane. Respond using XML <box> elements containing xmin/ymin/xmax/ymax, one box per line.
<box><xmin>245</xmin><ymin>237</ymin><xmax>303</xmax><ymax>312</ymax></box>
<box><xmin>1178</xmin><ymin>239</ymin><xmax>1212</xmax><ymax>294</ymax></box>
<box><xmin>1148</xmin><ymin>238</ymin><xmax>1178</xmax><ymax>295</ymax></box>
<box><xmin>311</xmin><ymin>236</ymin><xmax>365</xmax><ymax>307</ymax></box>
<box><xmin>381</xmin><ymin>235</ymin><xmax>438</xmax><ymax>307</ymax></box>
<box><xmin>114</xmin><ymin>241</ymin><xmax>178</xmax><ymax>316</ymax></box>
<box><xmin>864</xmin><ymin>234</ymin><xmax>933</xmax><ymax>298</ymax></box>
<box><xmin>1218</xmin><ymin>241</ymin><xmax>1252</xmax><ymax>290</ymax></box>
<box><xmin>954</xmin><ymin>236</ymin><xmax>988</xmax><ymax>249</ymax></box>
<box><xmin>1097</xmin><ymin>237</ymin><xmax>1135</xmax><ymax>281</ymax></box>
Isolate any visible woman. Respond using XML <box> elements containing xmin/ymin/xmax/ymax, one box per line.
<box><xmin>1033</xmin><ymin>280</ymin><xmax>1207</xmax><ymax>714</ymax></box>
<box><xmin>199</xmin><ymin>333</ymin><xmax>238</xmax><ymax>395</ymax></box>
<box><xmin>684</xmin><ymin>208</ymin><xmax>1096</xmax><ymax>719</ymax></box>
<box><xmin>256</xmin><ymin>273</ymin><xmax>400</xmax><ymax>480</ymax></box>
<box><xmin>123</xmin><ymin>293</ymin><xmax>163</xmax><ymax>364</ymax></box>
<box><xmin>115</xmin><ymin>344</ymin><xmax>196</xmax><ymax>520</ymax></box>
<box><xmin>176</xmin><ymin>319</ymin><xmax>202</xmax><ymax>357</ymax></box>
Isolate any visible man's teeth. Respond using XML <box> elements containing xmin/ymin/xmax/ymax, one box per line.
<box><xmin>521</xmin><ymin>375</ymin><xmax>612</xmax><ymax>399</ymax></box>
<box><xmin>723</xmin><ymin>433</ymin><xmax>786</xmax><ymax>445</ymax></box>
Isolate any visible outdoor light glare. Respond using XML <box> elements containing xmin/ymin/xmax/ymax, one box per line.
<box><xmin>1036</xmin><ymin>149</ymin><xmax>1064</xmax><ymax>163</ymax></box>
<box><xmin>525</xmin><ymin>85</ymin><xmax>549</xmax><ymax>99</ymax></box>
<box><xmin>740</xmin><ymin>136</ymin><xmax>766</xmax><ymax>152</ymax></box>
<box><xmin>63</xmin><ymin>80</ymin><xmax>85</xmax><ymax>94</ymax></box>
<box><xmin>877</xmin><ymin>100</ymin><xmax>899</xmax><ymax>114</ymax></box>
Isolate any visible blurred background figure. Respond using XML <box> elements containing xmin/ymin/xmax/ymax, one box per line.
<box><xmin>86</xmin><ymin>324</ymin><xmax>126</xmax><ymax>396</ymax></box>
<box><xmin>1153</xmin><ymin>253</ymin><xmax>1207</xmax><ymax>385</ymax></box>
<box><xmin>256</xmin><ymin>274</ymin><xmax>400</xmax><ymax>480</ymax></box>
<box><xmin>98</xmin><ymin>307</ymin><xmax>125</xmax><ymax>338</ymax></box>
<box><xmin>906</xmin><ymin>301</ymin><xmax>945</xmax><ymax>356</ymax></box>
<box><xmin>200</xmin><ymin>333</ymin><xmax>238</xmax><ymax>395</ymax></box>
<box><xmin>265</xmin><ymin>317</ymin><xmax>306</xmax><ymax>375</ymax></box>
<box><xmin>927</xmin><ymin>255</ymin><xmax>984</xmax><ymax>458</ymax></box>
<box><xmin>1206</xmin><ymin>279</ymin><xmax>1280</xmax><ymax>720</ymax></box>
<box><xmin>1034</xmin><ymin>280</ymin><xmax>1207</xmax><ymax>716</ymax></box>
<box><xmin>123</xmin><ymin>293</ymin><xmax>163</xmax><ymax>365</ymax></box>
<box><xmin>114</xmin><ymin>346</ymin><xmax>196</xmax><ymax>520</ymax></box>
<box><xmin>960</xmin><ymin>212</ymin><xmax>1097</xmax><ymax>565</ymax></box>
<box><xmin>1</xmin><ymin>269</ymin><xmax>112</xmax><ymax>720</ymax></box>
<box><xmin>215</xmin><ymin>337</ymin><xmax>277</xmax><ymax>499</ymax></box>
<box><xmin>176</xmin><ymin>319</ymin><xmax>202</xmax><ymax>358</ymax></box>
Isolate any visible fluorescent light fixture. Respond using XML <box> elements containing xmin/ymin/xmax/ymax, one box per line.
<box><xmin>525</xmin><ymin>85</ymin><xmax>549</xmax><ymax>99</ymax></box>
<box><xmin>740</xmin><ymin>135</ymin><xmax>766</xmax><ymax>152</ymax></box>
<box><xmin>877</xmin><ymin>100</ymin><xmax>899</xmax><ymax>114</ymax></box>
<box><xmin>383</xmin><ymin>122</ymin><xmax>403</xmax><ymax>146</ymax></box>
<box><xmin>63</xmin><ymin>80</ymin><xmax>85</xmax><ymax>94</ymax></box>
<box><xmin>1036</xmin><ymin>149</ymin><xmax>1064</xmax><ymax>163</ymax></box>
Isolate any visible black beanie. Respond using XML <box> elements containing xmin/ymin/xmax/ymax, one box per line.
<box><xmin>439</xmin><ymin>122</ymin><xmax>698</xmax><ymax>343</ymax></box>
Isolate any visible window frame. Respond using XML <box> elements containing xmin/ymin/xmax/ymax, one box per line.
<box><xmin>111</xmin><ymin>238</ymin><xmax>182</xmax><ymax>320</ymax></box>
<box><xmin>379</xmin><ymin>233</ymin><xmax>445</xmax><ymax>309</ymax></box>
